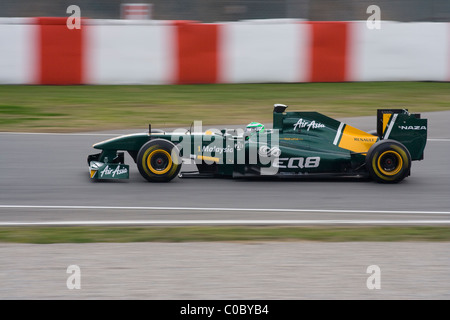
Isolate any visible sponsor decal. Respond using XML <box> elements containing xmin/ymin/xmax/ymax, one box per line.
<box><xmin>281</xmin><ymin>137</ymin><xmax>303</xmax><ymax>141</ymax></box>
<box><xmin>398</xmin><ymin>125</ymin><xmax>427</xmax><ymax>130</ymax></box>
<box><xmin>273</xmin><ymin>157</ymin><xmax>320</xmax><ymax>169</ymax></box>
<box><xmin>259</xmin><ymin>146</ymin><xmax>281</xmax><ymax>157</ymax></box>
<box><xmin>99</xmin><ymin>165</ymin><xmax>128</xmax><ymax>178</ymax></box>
<box><xmin>293</xmin><ymin>118</ymin><xmax>325</xmax><ymax>131</ymax></box>
<box><xmin>201</xmin><ymin>145</ymin><xmax>234</xmax><ymax>154</ymax></box>
<box><xmin>354</xmin><ymin>137</ymin><xmax>377</xmax><ymax>142</ymax></box>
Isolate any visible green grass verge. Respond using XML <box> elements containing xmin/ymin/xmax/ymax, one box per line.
<box><xmin>0</xmin><ymin>226</ymin><xmax>449</xmax><ymax>244</ymax></box>
<box><xmin>1</xmin><ymin>82</ymin><xmax>450</xmax><ymax>132</ymax></box>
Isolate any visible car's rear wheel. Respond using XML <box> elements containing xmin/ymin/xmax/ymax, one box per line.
<box><xmin>366</xmin><ymin>140</ymin><xmax>411</xmax><ymax>183</ymax></box>
<box><xmin>137</xmin><ymin>139</ymin><xmax>182</xmax><ymax>182</ymax></box>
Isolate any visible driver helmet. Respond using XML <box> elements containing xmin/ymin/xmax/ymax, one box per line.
<box><xmin>245</xmin><ymin>122</ymin><xmax>265</xmax><ymax>138</ymax></box>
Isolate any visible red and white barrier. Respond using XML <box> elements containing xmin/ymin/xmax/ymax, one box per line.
<box><xmin>0</xmin><ymin>18</ymin><xmax>449</xmax><ymax>84</ymax></box>
<box><xmin>349</xmin><ymin>22</ymin><xmax>450</xmax><ymax>82</ymax></box>
<box><xmin>0</xmin><ymin>18</ymin><xmax>36</xmax><ymax>84</ymax></box>
<box><xmin>85</xmin><ymin>22</ymin><xmax>174</xmax><ymax>85</ymax></box>
<box><xmin>220</xmin><ymin>20</ymin><xmax>310</xmax><ymax>83</ymax></box>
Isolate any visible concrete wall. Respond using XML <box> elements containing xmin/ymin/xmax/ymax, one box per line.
<box><xmin>0</xmin><ymin>18</ymin><xmax>449</xmax><ymax>84</ymax></box>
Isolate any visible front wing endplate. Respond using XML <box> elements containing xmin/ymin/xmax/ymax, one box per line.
<box><xmin>89</xmin><ymin>161</ymin><xmax>129</xmax><ymax>179</ymax></box>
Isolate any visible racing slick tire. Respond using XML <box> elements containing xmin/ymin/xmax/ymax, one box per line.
<box><xmin>366</xmin><ymin>140</ymin><xmax>411</xmax><ymax>184</ymax></box>
<box><xmin>137</xmin><ymin>139</ymin><xmax>182</xmax><ymax>182</ymax></box>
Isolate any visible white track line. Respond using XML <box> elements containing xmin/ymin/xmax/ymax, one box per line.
<box><xmin>0</xmin><ymin>220</ymin><xmax>449</xmax><ymax>227</ymax></box>
<box><xmin>1</xmin><ymin>205</ymin><xmax>450</xmax><ymax>215</ymax></box>
<box><xmin>427</xmin><ymin>138</ymin><xmax>450</xmax><ymax>142</ymax></box>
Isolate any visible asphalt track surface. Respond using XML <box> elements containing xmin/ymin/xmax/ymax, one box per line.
<box><xmin>1</xmin><ymin>111</ymin><xmax>449</xmax><ymax>226</ymax></box>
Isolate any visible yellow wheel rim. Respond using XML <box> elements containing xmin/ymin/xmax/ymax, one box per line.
<box><xmin>147</xmin><ymin>149</ymin><xmax>172</xmax><ymax>175</ymax></box>
<box><xmin>377</xmin><ymin>150</ymin><xmax>403</xmax><ymax>176</ymax></box>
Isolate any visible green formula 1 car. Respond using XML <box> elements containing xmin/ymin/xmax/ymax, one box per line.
<box><xmin>88</xmin><ymin>104</ymin><xmax>427</xmax><ymax>183</ymax></box>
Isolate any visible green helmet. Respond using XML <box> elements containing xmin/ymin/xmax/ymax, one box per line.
<box><xmin>245</xmin><ymin>122</ymin><xmax>265</xmax><ymax>137</ymax></box>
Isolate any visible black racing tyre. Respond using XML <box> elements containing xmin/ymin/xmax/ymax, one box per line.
<box><xmin>366</xmin><ymin>140</ymin><xmax>411</xmax><ymax>183</ymax></box>
<box><xmin>137</xmin><ymin>139</ymin><xmax>182</xmax><ymax>182</ymax></box>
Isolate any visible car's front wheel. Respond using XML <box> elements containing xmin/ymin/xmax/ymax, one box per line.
<box><xmin>137</xmin><ymin>139</ymin><xmax>182</xmax><ymax>182</ymax></box>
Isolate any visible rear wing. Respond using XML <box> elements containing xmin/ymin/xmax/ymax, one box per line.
<box><xmin>377</xmin><ymin>109</ymin><xmax>427</xmax><ymax>160</ymax></box>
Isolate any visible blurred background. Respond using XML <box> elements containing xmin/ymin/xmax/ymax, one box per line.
<box><xmin>1</xmin><ymin>1</ymin><xmax>449</xmax><ymax>127</ymax></box>
<box><xmin>0</xmin><ymin>0</ymin><xmax>449</xmax><ymax>22</ymax></box>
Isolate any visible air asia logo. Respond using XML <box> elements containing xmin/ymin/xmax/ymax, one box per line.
<box><xmin>293</xmin><ymin>119</ymin><xmax>325</xmax><ymax>131</ymax></box>
<box><xmin>398</xmin><ymin>125</ymin><xmax>427</xmax><ymax>130</ymax></box>
<box><xmin>259</xmin><ymin>146</ymin><xmax>281</xmax><ymax>157</ymax></box>
<box><xmin>100</xmin><ymin>165</ymin><xmax>128</xmax><ymax>178</ymax></box>
<box><xmin>273</xmin><ymin>157</ymin><xmax>320</xmax><ymax>169</ymax></box>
